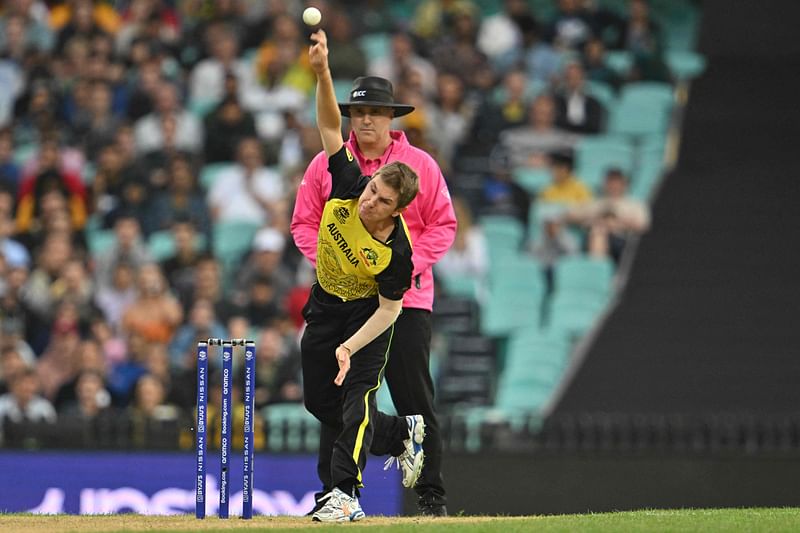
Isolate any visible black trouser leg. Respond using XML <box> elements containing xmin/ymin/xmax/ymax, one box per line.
<box><xmin>383</xmin><ymin>309</ymin><xmax>446</xmax><ymax>506</ymax></box>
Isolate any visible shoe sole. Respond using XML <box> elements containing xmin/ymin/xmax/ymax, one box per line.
<box><xmin>312</xmin><ymin>510</ymin><xmax>366</xmax><ymax>522</ymax></box>
<box><xmin>404</xmin><ymin>415</ymin><xmax>426</xmax><ymax>488</ymax></box>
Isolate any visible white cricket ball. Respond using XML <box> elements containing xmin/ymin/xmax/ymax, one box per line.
<box><xmin>302</xmin><ymin>6</ymin><xmax>322</xmax><ymax>26</ymax></box>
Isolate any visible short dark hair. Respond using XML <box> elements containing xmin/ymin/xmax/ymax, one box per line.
<box><xmin>375</xmin><ymin>162</ymin><xmax>419</xmax><ymax>210</ymax></box>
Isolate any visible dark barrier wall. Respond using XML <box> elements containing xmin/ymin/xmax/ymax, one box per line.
<box><xmin>404</xmin><ymin>452</ymin><xmax>800</xmax><ymax>515</ymax></box>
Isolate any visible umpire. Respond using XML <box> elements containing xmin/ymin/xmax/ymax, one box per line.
<box><xmin>292</xmin><ymin>69</ymin><xmax>456</xmax><ymax>517</ymax></box>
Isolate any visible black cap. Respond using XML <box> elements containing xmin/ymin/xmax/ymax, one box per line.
<box><xmin>338</xmin><ymin>76</ymin><xmax>415</xmax><ymax>118</ymax></box>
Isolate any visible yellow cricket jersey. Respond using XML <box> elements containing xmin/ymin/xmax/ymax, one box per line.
<box><xmin>315</xmin><ymin>147</ymin><xmax>413</xmax><ymax>302</ymax></box>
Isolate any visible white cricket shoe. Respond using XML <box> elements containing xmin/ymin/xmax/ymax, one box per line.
<box><xmin>384</xmin><ymin>414</ymin><xmax>426</xmax><ymax>488</ymax></box>
<box><xmin>311</xmin><ymin>487</ymin><xmax>365</xmax><ymax>522</ymax></box>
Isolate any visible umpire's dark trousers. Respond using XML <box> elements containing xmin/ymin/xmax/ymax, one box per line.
<box><xmin>301</xmin><ymin>284</ymin><xmax>407</xmax><ymax>496</ymax></box>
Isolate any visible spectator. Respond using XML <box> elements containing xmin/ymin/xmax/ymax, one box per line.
<box><xmin>0</xmin><ymin>368</ymin><xmax>57</xmax><ymax>438</ymax></box>
<box><xmin>499</xmin><ymin>93</ymin><xmax>578</xmax><ymax>169</ymax></box>
<box><xmin>253</xmin><ymin>325</ymin><xmax>302</xmax><ymax>408</ymax></box>
<box><xmin>434</xmin><ymin>196</ymin><xmax>488</xmax><ymax>297</ymax></box>
<box><xmin>251</xmin><ymin>13</ymin><xmax>314</xmax><ymax>98</ymax></box>
<box><xmin>554</xmin><ymin>61</ymin><xmax>605</xmax><ymax>134</ymax></box>
<box><xmin>35</xmin><ymin>299</ymin><xmax>83</xmax><ymax>401</ymax></box>
<box><xmin>147</xmin><ymin>154</ymin><xmax>211</xmax><ymax>236</ymax></box>
<box><xmin>0</xmin><ymin>129</ymin><xmax>21</xmax><ymax>195</ymax></box>
<box><xmin>480</xmin><ymin>145</ymin><xmax>531</xmax><ymax>226</ymax></box>
<box><xmin>55</xmin><ymin>0</ymin><xmax>109</xmax><ymax>55</ymax></box>
<box><xmin>369</xmin><ymin>31</ymin><xmax>437</xmax><ymax>98</ymax></box>
<box><xmin>188</xmin><ymin>24</ymin><xmax>248</xmax><ymax>107</ymax></box>
<box><xmin>234</xmin><ymin>226</ymin><xmax>294</xmax><ymax>307</ymax></box>
<box><xmin>121</xmin><ymin>262</ymin><xmax>183</xmax><ymax>345</ymax></box>
<box><xmin>623</xmin><ymin>0</ymin><xmax>669</xmax><ymax>82</ymax></box>
<box><xmin>159</xmin><ymin>219</ymin><xmax>205</xmax><ymax>307</ymax></box>
<box><xmin>565</xmin><ymin>167</ymin><xmax>650</xmax><ymax>264</ymax></box>
<box><xmin>426</xmin><ymin>73</ymin><xmax>475</xmax><ymax>174</ymax></box>
<box><xmin>52</xmin><ymin>338</ymin><xmax>110</xmax><ymax>411</ymax></box>
<box><xmin>59</xmin><ymin>368</ymin><xmax>113</xmax><ymax>423</ymax></box>
<box><xmin>582</xmin><ymin>37</ymin><xmax>623</xmax><ymax>90</ymax></box>
<box><xmin>183</xmin><ymin>254</ymin><xmax>230</xmax><ymax>322</ymax></box>
<box><xmin>324</xmin><ymin>11</ymin><xmax>367</xmax><ymax>83</ymax></box>
<box><xmin>412</xmin><ymin>0</ymin><xmax>479</xmax><ymax>45</ymax></box>
<box><xmin>93</xmin><ymin>212</ymin><xmax>152</xmax><ymax>290</ymax></box>
<box><xmin>126</xmin><ymin>372</ymin><xmax>180</xmax><ymax>448</ymax></box>
<box><xmin>0</xmin><ymin>346</ymin><xmax>32</xmax><ymax>396</ymax></box>
<box><xmin>22</xmin><ymin>233</ymin><xmax>74</xmax><ymax>350</ymax></box>
<box><xmin>134</xmin><ymin>81</ymin><xmax>203</xmax><ymax>155</ymax></box>
<box><xmin>546</xmin><ymin>0</ymin><xmax>596</xmax><ymax>51</ymax></box>
<box><xmin>94</xmin><ymin>259</ymin><xmax>138</xmax><ymax>331</ymax></box>
<box><xmin>538</xmin><ymin>150</ymin><xmax>593</xmax><ymax>205</ymax></box>
<box><xmin>168</xmin><ymin>297</ymin><xmax>226</xmax><ymax>370</ymax></box>
<box><xmin>428</xmin><ymin>6</ymin><xmax>488</xmax><ymax>89</ymax></box>
<box><xmin>206</xmin><ymin>137</ymin><xmax>285</xmax><ymax>224</ymax></box>
<box><xmin>15</xmin><ymin>137</ymin><xmax>88</xmax><ymax>237</ymax></box>
<box><xmin>71</xmin><ymin>80</ymin><xmax>123</xmax><ymax>160</ymax></box>
<box><xmin>530</xmin><ymin>215</ymin><xmax>580</xmax><ymax>292</ymax></box>
<box><xmin>202</xmin><ymin>92</ymin><xmax>258</xmax><ymax>164</ymax></box>
<box><xmin>476</xmin><ymin>0</ymin><xmax>532</xmax><ymax>70</ymax></box>
<box><xmin>0</xmin><ymin>209</ymin><xmax>30</xmax><ymax>271</ymax></box>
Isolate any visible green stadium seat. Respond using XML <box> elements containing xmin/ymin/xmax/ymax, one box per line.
<box><xmin>605</xmin><ymin>50</ymin><xmax>633</xmax><ymax>77</ymax></box>
<box><xmin>553</xmin><ymin>256</ymin><xmax>615</xmax><ymax>298</ymax></box>
<box><xmin>87</xmin><ymin>229</ymin><xmax>117</xmax><ymax>257</ymax></box>
<box><xmin>377</xmin><ymin>383</ymin><xmax>396</xmax><ymax>416</ymax></box>
<box><xmin>147</xmin><ymin>230</ymin><xmax>207</xmax><ymax>262</ymax></box>
<box><xmin>512</xmin><ymin>167</ymin><xmax>551</xmax><ymax>195</ymax></box>
<box><xmin>262</xmin><ymin>403</ymin><xmax>318</xmax><ymax>452</ymax></box>
<box><xmin>479</xmin><ymin>215</ymin><xmax>526</xmax><ymax>260</ymax></box>
<box><xmin>609</xmin><ymin>82</ymin><xmax>674</xmax><ymax>137</ymax></box>
<box><xmin>199</xmin><ymin>163</ymin><xmax>236</xmax><ymax>190</ymax></box>
<box><xmin>358</xmin><ymin>33</ymin><xmax>390</xmax><ymax>61</ymax></box>
<box><xmin>585</xmin><ymin>80</ymin><xmax>618</xmax><ymax>115</ymax></box>
<box><xmin>574</xmin><ymin>135</ymin><xmax>636</xmax><ymax>191</ymax></box>
<box><xmin>666</xmin><ymin>50</ymin><xmax>707</xmax><ymax>81</ymax></box>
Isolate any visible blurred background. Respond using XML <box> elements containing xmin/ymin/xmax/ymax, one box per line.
<box><xmin>1</xmin><ymin>0</ymin><xmax>798</xmax><ymax>517</ymax></box>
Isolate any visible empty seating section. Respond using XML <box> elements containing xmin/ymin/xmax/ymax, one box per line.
<box><xmin>433</xmin><ymin>0</ymin><xmax>705</xmax><ymax>437</ymax></box>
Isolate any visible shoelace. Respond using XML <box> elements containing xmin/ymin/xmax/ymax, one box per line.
<box><xmin>383</xmin><ymin>455</ymin><xmax>400</xmax><ymax>471</ymax></box>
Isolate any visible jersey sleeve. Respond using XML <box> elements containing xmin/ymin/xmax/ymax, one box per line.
<box><xmin>375</xmin><ymin>246</ymin><xmax>413</xmax><ymax>301</ymax></box>
<box><xmin>328</xmin><ymin>146</ymin><xmax>368</xmax><ymax>200</ymax></box>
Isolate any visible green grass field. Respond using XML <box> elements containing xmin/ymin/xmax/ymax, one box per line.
<box><xmin>2</xmin><ymin>508</ymin><xmax>800</xmax><ymax>533</ymax></box>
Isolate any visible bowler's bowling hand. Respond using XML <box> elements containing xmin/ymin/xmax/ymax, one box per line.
<box><xmin>334</xmin><ymin>344</ymin><xmax>351</xmax><ymax>386</ymax></box>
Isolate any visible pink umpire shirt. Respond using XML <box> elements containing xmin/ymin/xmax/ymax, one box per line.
<box><xmin>291</xmin><ymin>130</ymin><xmax>457</xmax><ymax>311</ymax></box>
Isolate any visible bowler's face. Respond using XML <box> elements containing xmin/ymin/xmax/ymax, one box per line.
<box><xmin>349</xmin><ymin>106</ymin><xmax>394</xmax><ymax>146</ymax></box>
<box><xmin>358</xmin><ymin>174</ymin><xmax>401</xmax><ymax>226</ymax></box>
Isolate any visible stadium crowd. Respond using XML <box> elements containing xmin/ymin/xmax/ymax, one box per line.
<box><xmin>0</xmin><ymin>0</ymin><xmax>668</xmax><ymax>449</ymax></box>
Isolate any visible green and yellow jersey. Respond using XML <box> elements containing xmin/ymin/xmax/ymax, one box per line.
<box><xmin>315</xmin><ymin>146</ymin><xmax>413</xmax><ymax>302</ymax></box>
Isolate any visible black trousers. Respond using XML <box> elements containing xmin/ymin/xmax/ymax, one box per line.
<box><xmin>301</xmin><ymin>284</ymin><xmax>407</xmax><ymax>496</ymax></box>
<box><xmin>372</xmin><ymin>308</ymin><xmax>446</xmax><ymax>506</ymax></box>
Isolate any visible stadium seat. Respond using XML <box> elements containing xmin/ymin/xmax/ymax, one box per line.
<box><xmin>212</xmin><ymin>221</ymin><xmax>261</xmax><ymax>285</ymax></box>
<box><xmin>199</xmin><ymin>162</ymin><xmax>236</xmax><ymax>190</ymax></box>
<box><xmin>358</xmin><ymin>33</ymin><xmax>390</xmax><ymax>61</ymax></box>
<box><xmin>481</xmin><ymin>256</ymin><xmax>545</xmax><ymax>336</ymax></box>
<box><xmin>552</xmin><ymin>256</ymin><xmax>615</xmax><ymax>298</ymax></box>
<box><xmin>87</xmin><ymin>228</ymin><xmax>117</xmax><ymax>257</ymax></box>
<box><xmin>262</xmin><ymin>403</ymin><xmax>318</xmax><ymax>452</ymax></box>
<box><xmin>609</xmin><ymin>82</ymin><xmax>674</xmax><ymax>137</ymax></box>
<box><xmin>666</xmin><ymin>50</ymin><xmax>707</xmax><ymax>81</ymax></box>
<box><xmin>585</xmin><ymin>80</ymin><xmax>618</xmax><ymax>115</ymax></box>
<box><xmin>604</xmin><ymin>50</ymin><xmax>633</xmax><ymax>77</ymax></box>
<box><xmin>147</xmin><ymin>230</ymin><xmax>207</xmax><ymax>261</ymax></box>
<box><xmin>574</xmin><ymin>135</ymin><xmax>636</xmax><ymax>191</ymax></box>
<box><xmin>479</xmin><ymin>215</ymin><xmax>526</xmax><ymax>261</ymax></box>
<box><xmin>512</xmin><ymin>167</ymin><xmax>550</xmax><ymax>195</ymax></box>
